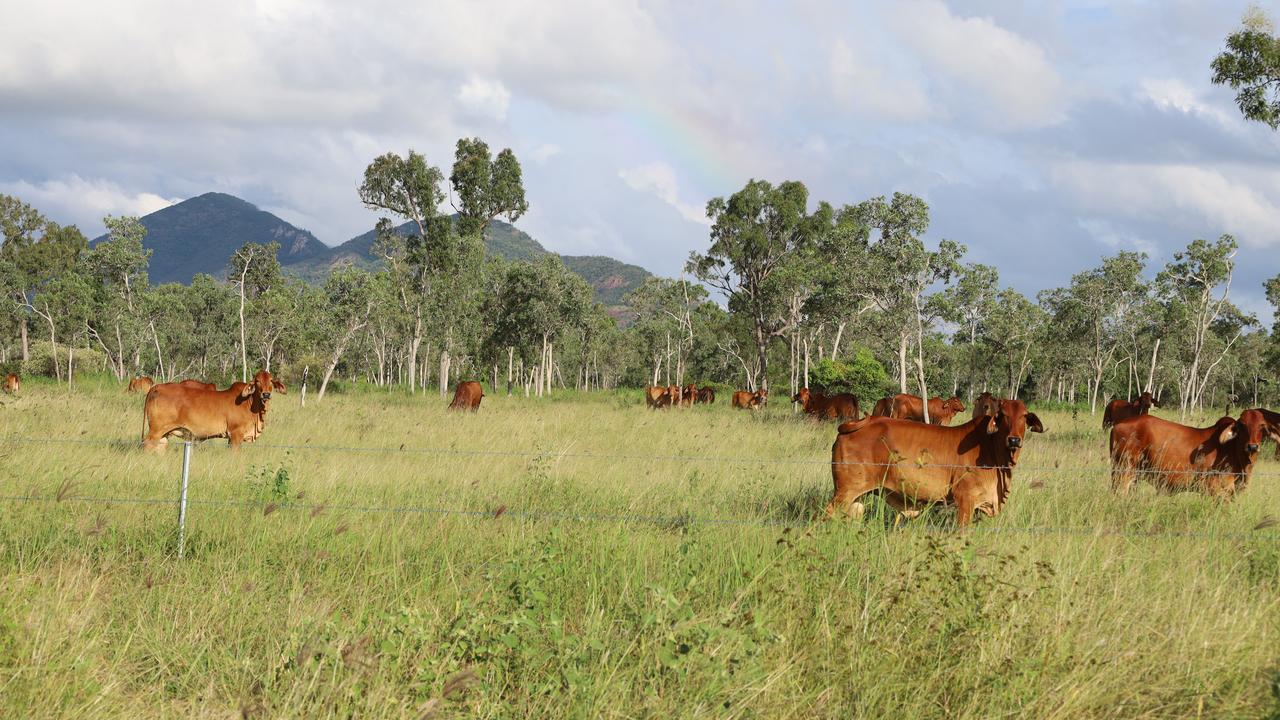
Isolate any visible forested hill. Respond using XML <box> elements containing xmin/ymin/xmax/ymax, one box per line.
<box><xmin>90</xmin><ymin>192</ymin><xmax>330</xmax><ymax>284</ymax></box>
<box><xmin>299</xmin><ymin>217</ymin><xmax>654</xmax><ymax>308</ymax></box>
<box><xmin>98</xmin><ymin>193</ymin><xmax>652</xmax><ymax>310</ymax></box>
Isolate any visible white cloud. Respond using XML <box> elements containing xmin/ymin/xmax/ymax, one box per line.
<box><xmin>456</xmin><ymin>77</ymin><xmax>511</xmax><ymax>121</ymax></box>
<box><xmin>892</xmin><ymin>0</ymin><xmax>1066</xmax><ymax>128</ymax></box>
<box><xmin>827</xmin><ymin>39</ymin><xmax>931</xmax><ymax>121</ymax></box>
<box><xmin>529</xmin><ymin>143</ymin><xmax>563</xmax><ymax>164</ymax></box>
<box><xmin>1139</xmin><ymin>78</ymin><xmax>1233</xmax><ymax>125</ymax></box>
<box><xmin>1076</xmin><ymin>218</ymin><xmax>1159</xmax><ymax>257</ymax></box>
<box><xmin>0</xmin><ymin>176</ymin><xmax>179</xmax><ymax>234</ymax></box>
<box><xmin>618</xmin><ymin>162</ymin><xmax>710</xmax><ymax>226</ymax></box>
<box><xmin>1052</xmin><ymin>161</ymin><xmax>1280</xmax><ymax>248</ymax></box>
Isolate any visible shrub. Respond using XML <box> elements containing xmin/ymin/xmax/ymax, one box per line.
<box><xmin>808</xmin><ymin>348</ymin><xmax>892</xmax><ymax>400</ymax></box>
<box><xmin>19</xmin><ymin>341</ymin><xmax>108</xmax><ymax>380</ymax></box>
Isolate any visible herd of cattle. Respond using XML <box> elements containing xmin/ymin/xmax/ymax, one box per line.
<box><xmin>7</xmin><ymin>369</ymin><xmax>1277</xmax><ymax>527</ymax></box>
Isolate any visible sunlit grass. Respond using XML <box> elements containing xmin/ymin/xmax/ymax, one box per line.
<box><xmin>1</xmin><ymin>376</ymin><xmax>1278</xmax><ymax>718</ymax></box>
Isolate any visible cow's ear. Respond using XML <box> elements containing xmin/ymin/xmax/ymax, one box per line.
<box><xmin>1218</xmin><ymin>423</ymin><xmax>1238</xmax><ymax>444</ymax></box>
<box><xmin>985</xmin><ymin>415</ymin><xmax>999</xmax><ymax>434</ymax></box>
<box><xmin>1027</xmin><ymin>413</ymin><xmax>1046</xmax><ymax>433</ymax></box>
<box><xmin>240</xmin><ymin>383</ymin><xmax>255</xmax><ymax>398</ymax></box>
<box><xmin>272</xmin><ymin>380</ymin><xmax>287</xmax><ymax>394</ymax></box>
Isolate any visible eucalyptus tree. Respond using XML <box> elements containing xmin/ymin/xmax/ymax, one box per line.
<box><xmin>449</xmin><ymin>137</ymin><xmax>530</xmax><ymax>238</ymax></box>
<box><xmin>1156</xmin><ymin>235</ymin><xmax>1255</xmax><ymax>417</ymax></box>
<box><xmin>360</xmin><ymin>150</ymin><xmax>447</xmax><ymax>393</ymax></box>
<box><xmin>228</xmin><ymin>241</ymin><xmax>281</xmax><ymax>382</ymax></box>
<box><xmin>1057</xmin><ymin>252</ymin><xmax>1148</xmax><ymax>413</ymax></box>
<box><xmin>487</xmin><ymin>256</ymin><xmax>593</xmax><ymax>396</ymax></box>
<box><xmin>84</xmin><ymin>215</ymin><xmax>151</xmax><ymax>379</ymax></box>
<box><xmin>1212</xmin><ymin>7</ymin><xmax>1280</xmax><ymax>128</ymax></box>
<box><xmin>0</xmin><ymin>195</ymin><xmax>85</xmax><ymax>360</ymax></box>
<box><xmin>942</xmin><ymin>262</ymin><xmax>999</xmax><ymax>397</ymax></box>
<box><xmin>982</xmin><ymin>288</ymin><xmax>1045</xmax><ymax>399</ymax></box>
<box><xmin>686</xmin><ymin>179</ymin><xmax>826</xmax><ymax>390</ymax></box>
<box><xmin>625</xmin><ymin>277</ymin><xmax>708</xmax><ymax>386</ymax></box>
<box><xmin>844</xmin><ymin>193</ymin><xmax>964</xmax><ymax>419</ymax></box>
<box><xmin>316</xmin><ymin>266</ymin><xmax>375</xmax><ymax>400</ymax></box>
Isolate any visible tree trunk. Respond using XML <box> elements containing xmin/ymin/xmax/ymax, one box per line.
<box><xmin>19</xmin><ymin>318</ymin><xmax>28</xmax><ymax>363</ymax></box>
<box><xmin>317</xmin><ymin>320</ymin><xmax>368</xmax><ymax>401</ymax></box>
<box><xmin>1145</xmin><ymin>338</ymin><xmax>1160</xmax><ymax>394</ymax></box>
<box><xmin>507</xmin><ymin>346</ymin><xmax>514</xmax><ymax>395</ymax></box>
<box><xmin>439</xmin><ymin>349</ymin><xmax>451</xmax><ymax>397</ymax></box>
<box><xmin>897</xmin><ymin>333</ymin><xmax>909</xmax><ymax>393</ymax></box>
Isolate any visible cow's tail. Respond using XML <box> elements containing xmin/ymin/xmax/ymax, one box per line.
<box><xmin>140</xmin><ymin>389</ymin><xmax>153</xmax><ymax>445</ymax></box>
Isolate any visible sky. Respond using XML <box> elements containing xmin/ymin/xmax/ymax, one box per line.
<box><xmin>1</xmin><ymin>0</ymin><xmax>1279</xmax><ymax>318</ymax></box>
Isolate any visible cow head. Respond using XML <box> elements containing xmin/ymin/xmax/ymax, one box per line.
<box><xmin>983</xmin><ymin>399</ymin><xmax>1045</xmax><ymax>466</ymax></box>
<box><xmin>792</xmin><ymin>388</ymin><xmax>811</xmax><ymax>406</ymax></box>
<box><xmin>239</xmin><ymin>370</ymin><xmax>276</xmax><ymax>413</ymax></box>
<box><xmin>945</xmin><ymin>397</ymin><xmax>966</xmax><ymax>414</ymax></box>
<box><xmin>973</xmin><ymin>392</ymin><xmax>999</xmax><ymax>419</ymax></box>
<box><xmin>1138</xmin><ymin>391</ymin><xmax>1159</xmax><ymax>412</ymax></box>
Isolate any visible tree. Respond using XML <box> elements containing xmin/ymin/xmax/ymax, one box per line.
<box><xmin>84</xmin><ymin>216</ymin><xmax>151</xmax><ymax>379</ymax></box>
<box><xmin>1156</xmin><ymin>235</ymin><xmax>1255</xmax><ymax>417</ymax></box>
<box><xmin>0</xmin><ymin>196</ymin><xmax>85</xmax><ymax>361</ymax></box>
<box><xmin>942</xmin><ymin>262</ymin><xmax>999</xmax><ymax>397</ymax></box>
<box><xmin>845</xmin><ymin>193</ymin><xmax>964</xmax><ymax>419</ymax></box>
<box><xmin>360</xmin><ymin>150</ymin><xmax>448</xmax><ymax>394</ymax></box>
<box><xmin>449</xmin><ymin>137</ymin><xmax>530</xmax><ymax>238</ymax></box>
<box><xmin>982</xmin><ymin>288</ymin><xmax>1045</xmax><ymax>399</ymax></box>
<box><xmin>625</xmin><ymin>277</ymin><xmax>708</xmax><ymax>386</ymax></box>
<box><xmin>228</xmin><ymin>242</ymin><xmax>280</xmax><ymax>382</ymax></box>
<box><xmin>316</xmin><ymin>267</ymin><xmax>374</xmax><ymax>400</ymax></box>
<box><xmin>686</xmin><ymin>179</ymin><xmax>826</xmax><ymax>390</ymax></box>
<box><xmin>1212</xmin><ymin>8</ymin><xmax>1280</xmax><ymax>128</ymax></box>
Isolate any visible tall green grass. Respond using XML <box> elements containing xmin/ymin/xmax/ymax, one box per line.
<box><xmin>1</xmin><ymin>378</ymin><xmax>1279</xmax><ymax>718</ymax></box>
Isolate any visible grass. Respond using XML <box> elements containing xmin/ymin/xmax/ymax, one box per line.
<box><xmin>2</xmin><ymin>376</ymin><xmax>1279</xmax><ymax>718</ymax></box>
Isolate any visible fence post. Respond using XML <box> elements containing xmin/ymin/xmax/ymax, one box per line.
<box><xmin>177</xmin><ymin>440</ymin><xmax>192</xmax><ymax>558</ymax></box>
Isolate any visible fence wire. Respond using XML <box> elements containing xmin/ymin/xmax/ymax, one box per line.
<box><xmin>1</xmin><ymin>433</ymin><xmax>1278</xmax><ymax>479</ymax></box>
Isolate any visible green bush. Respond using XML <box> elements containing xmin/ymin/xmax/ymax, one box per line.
<box><xmin>808</xmin><ymin>348</ymin><xmax>892</xmax><ymax>401</ymax></box>
<box><xmin>19</xmin><ymin>341</ymin><xmax>108</xmax><ymax>380</ymax></box>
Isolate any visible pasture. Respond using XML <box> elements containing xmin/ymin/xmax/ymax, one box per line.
<box><xmin>2</xmin><ymin>379</ymin><xmax>1279</xmax><ymax>718</ymax></box>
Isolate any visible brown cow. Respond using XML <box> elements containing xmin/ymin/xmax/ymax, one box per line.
<box><xmin>888</xmin><ymin>394</ymin><xmax>966</xmax><ymax>425</ymax></box>
<box><xmin>1109</xmin><ymin>409</ymin><xmax>1279</xmax><ymax>498</ymax></box>
<box><xmin>644</xmin><ymin>386</ymin><xmax>668</xmax><ymax>408</ymax></box>
<box><xmin>731</xmin><ymin>390</ymin><xmax>763</xmax><ymax>410</ymax></box>
<box><xmin>1102</xmin><ymin>391</ymin><xmax>1160</xmax><ymax>429</ymax></box>
<box><xmin>972</xmin><ymin>392</ymin><xmax>1000</xmax><ymax>420</ymax></box>
<box><xmin>828</xmin><ymin>399</ymin><xmax>1045</xmax><ymax>526</ymax></box>
<box><xmin>871</xmin><ymin>397</ymin><xmax>893</xmax><ymax>417</ymax></box>
<box><xmin>681</xmin><ymin>383</ymin><xmax>697</xmax><ymax>407</ymax></box>
<box><xmin>696</xmin><ymin>387</ymin><xmax>716</xmax><ymax>404</ymax></box>
<box><xmin>142</xmin><ymin>370</ymin><xmax>278</xmax><ymax>452</ymax></box>
<box><xmin>3</xmin><ymin>373</ymin><xmax>18</xmax><ymax>394</ymax></box>
<box><xmin>127</xmin><ymin>376</ymin><xmax>154</xmax><ymax>393</ymax></box>
<box><xmin>449</xmin><ymin>381</ymin><xmax>484</xmax><ymax>411</ymax></box>
<box><xmin>792</xmin><ymin>388</ymin><xmax>860</xmax><ymax>421</ymax></box>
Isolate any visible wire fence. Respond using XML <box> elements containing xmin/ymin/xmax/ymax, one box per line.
<box><xmin>1</xmin><ymin>434</ymin><xmax>1278</xmax><ymax>547</ymax></box>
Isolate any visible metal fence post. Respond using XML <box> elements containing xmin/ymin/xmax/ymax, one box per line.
<box><xmin>177</xmin><ymin>441</ymin><xmax>192</xmax><ymax>558</ymax></box>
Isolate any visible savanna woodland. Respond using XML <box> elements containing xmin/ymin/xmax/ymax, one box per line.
<box><xmin>2</xmin><ymin>10</ymin><xmax>1280</xmax><ymax>720</ymax></box>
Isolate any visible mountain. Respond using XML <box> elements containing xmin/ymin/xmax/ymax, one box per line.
<box><xmin>104</xmin><ymin>193</ymin><xmax>652</xmax><ymax>311</ymax></box>
<box><xmin>290</xmin><ymin>216</ymin><xmax>652</xmax><ymax>311</ymax></box>
<box><xmin>92</xmin><ymin>192</ymin><xmax>330</xmax><ymax>285</ymax></box>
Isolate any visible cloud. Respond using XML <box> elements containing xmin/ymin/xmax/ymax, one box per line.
<box><xmin>456</xmin><ymin>77</ymin><xmax>511</xmax><ymax>121</ymax></box>
<box><xmin>1139</xmin><ymin>78</ymin><xmax>1233</xmax><ymax>126</ymax></box>
<box><xmin>1076</xmin><ymin>218</ymin><xmax>1159</xmax><ymax>257</ymax></box>
<box><xmin>1051</xmin><ymin>161</ymin><xmax>1280</xmax><ymax>249</ymax></box>
<box><xmin>0</xmin><ymin>176</ymin><xmax>179</xmax><ymax>234</ymax></box>
<box><xmin>618</xmin><ymin>162</ymin><xmax>710</xmax><ymax>226</ymax></box>
<box><xmin>827</xmin><ymin>39</ymin><xmax>931</xmax><ymax>121</ymax></box>
<box><xmin>892</xmin><ymin>0</ymin><xmax>1066</xmax><ymax>128</ymax></box>
<box><xmin>528</xmin><ymin>143</ymin><xmax>563</xmax><ymax>164</ymax></box>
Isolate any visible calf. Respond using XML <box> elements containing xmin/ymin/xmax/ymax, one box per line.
<box><xmin>889</xmin><ymin>394</ymin><xmax>966</xmax><ymax>425</ymax></box>
<box><xmin>1102</xmin><ymin>391</ymin><xmax>1160</xmax><ymax>429</ymax></box>
<box><xmin>143</xmin><ymin>370</ymin><xmax>277</xmax><ymax>452</ymax></box>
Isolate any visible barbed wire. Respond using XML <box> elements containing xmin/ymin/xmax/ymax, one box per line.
<box><xmin>1</xmin><ymin>434</ymin><xmax>1278</xmax><ymax>479</ymax></box>
<box><xmin>2</xmin><ymin>489</ymin><xmax>1277</xmax><ymax>542</ymax></box>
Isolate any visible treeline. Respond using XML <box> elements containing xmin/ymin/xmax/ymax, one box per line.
<box><xmin>1</xmin><ymin>138</ymin><xmax>1276</xmax><ymax>415</ymax></box>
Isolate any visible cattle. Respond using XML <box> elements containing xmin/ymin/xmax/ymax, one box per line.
<box><xmin>449</xmin><ymin>381</ymin><xmax>484</xmax><ymax>411</ymax></box>
<box><xmin>127</xmin><ymin>376</ymin><xmax>154</xmax><ymax>393</ymax></box>
<box><xmin>177</xmin><ymin>379</ymin><xmax>217</xmax><ymax>391</ymax></box>
<box><xmin>696</xmin><ymin>387</ymin><xmax>716</xmax><ymax>404</ymax></box>
<box><xmin>731</xmin><ymin>390</ymin><xmax>764</xmax><ymax>410</ymax></box>
<box><xmin>142</xmin><ymin>369</ymin><xmax>278</xmax><ymax>452</ymax></box>
<box><xmin>886</xmin><ymin>394</ymin><xmax>966</xmax><ymax>425</ymax></box>
<box><xmin>871</xmin><ymin>397</ymin><xmax>893</xmax><ymax>417</ymax></box>
<box><xmin>3</xmin><ymin>373</ymin><xmax>18</xmax><ymax>395</ymax></box>
<box><xmin>681</xmin><ymin>383</ymin><xmax>697</xmax><ymax>407</ymax></box>
<box><xmin>645</xmin><ymin>386</ymin><xmax>671</xmax><ymax>409</ymax></box>
<box><xmin>1102</xmin><ymin>391</ymin><xmax>1160</xmax><ymax>429</ymax></box>
<box><xmin>972</xmin><ymin>392</ymin><xmax>1000</xmax><ymax>420</ymax></box>
<box><xmin>792</xmin><ymin>387</ymin><xmax>860</xmax><ymax>421</ymax></box>
<box><xmin>1109</xmin><ymin>409</ymin><xmax>1280</xmax><ymax>498</ymax></box>
<box><xmin>667</xmin><ymin>384</ymin><xmax>682</xmax><ymax>408</ymax></box>
<box><xmin>827</xmin><ymin>399</ymin><xmax>1045</xmax><ymax>527</ymax></box>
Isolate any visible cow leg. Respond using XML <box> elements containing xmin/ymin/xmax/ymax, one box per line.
<box><xmin>824</xmin><ymin>474</ymin><xmax>872</xmax><ymax>520</ymax></box>
<box><xmin>1109</xmin><ymin>461</ymin><xmax>1135</xmax><ymax>495</ymax></box>
<box><xmin>143</xmin><ymin>435</ymin><xmax>168</xmax><ymax>453</ymax></box>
